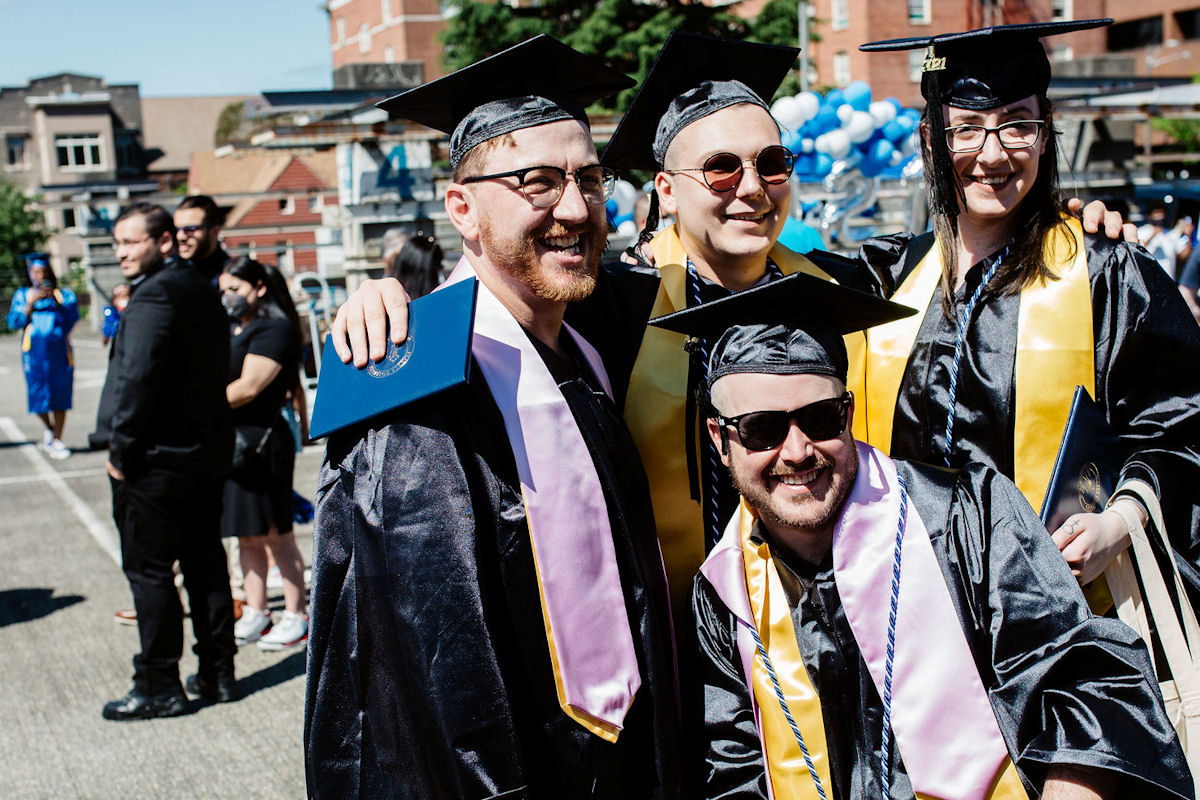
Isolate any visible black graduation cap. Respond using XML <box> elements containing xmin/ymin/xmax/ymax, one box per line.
<box><xmin>860</xmin><ymin>19</ymin><xmax>1112</xmax><ymax>110</ymax></box>
<box><xmin>602</xmin><ymin>31</ymin><xmax>800</xmax><ymax>171</ymax></box>
<box><xmin>648</xmin><ymin>271</ymin><xmax>917</xmax><ymax>384</ymax></box>
<box><xmin>377</xmin><ymin>35</ymin><xmax>635</xmax><ymax>169</ymax></box>
<box><xmin>859</xmin><ymin>19</ymin><xmax>1111</xmax><ymax>221</ymax></box>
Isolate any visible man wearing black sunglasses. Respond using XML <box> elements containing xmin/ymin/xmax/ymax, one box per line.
<box><xmin>651</xmin><ymin>275</ymin><xmax>1190</xmax><ymax>800</ymax></box>
<box><xmin>173</xmin><ymin>195</ymin><xmax>227</xmax><ymax>283</ymax></box>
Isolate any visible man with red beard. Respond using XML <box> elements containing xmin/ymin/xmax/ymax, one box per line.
<box><xmin>303</xmin><ymin>37</ymin><xmax>681</xmax><ymax>799</ymax></box>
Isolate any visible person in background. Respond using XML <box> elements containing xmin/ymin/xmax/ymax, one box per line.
<box><xmin>98</xmin><ymin>202</ymin><xmax>237</xmax><ymax>719</ymax></box>
<box><xmin>1180</xmin><ymin>243</ymin><xmax>1200</xmax><ymax>325</ymax></box>
<box><xmin>100</xmin><ymin>282</ymin><xmax>129</xmax><ymax>346</ymax></box>
<box><xmin>219</xmin><ymin>257</ymin><xmax>308</xmax><ymax>652</ymax></box>
<box><xmin>174</xmin><ymin>195</ymin><xmax>228</xmax><ymax>283</ymax></box>
<box><xmin>7</xmin><ymin>252</ymin><xmax>78</xmax><ymax>460</ymax></box>
<box><xmin>384</xmin><ymin>232</ymin><xmax>444</xmax><ymax>298</ymax></box>
<box><xmin>1138</xmin><ymin>200</ymin><xmax>1191</xmax><ymax>282</ymax></box>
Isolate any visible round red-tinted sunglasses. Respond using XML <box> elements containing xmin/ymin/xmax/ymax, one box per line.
<box><xmin>666</xmin><ymin>145</ymin><xmax>795</xmax><ymax>193</ymax></box>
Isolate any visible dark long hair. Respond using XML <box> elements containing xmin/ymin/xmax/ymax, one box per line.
<box><xmin>223</xmin><ymin>256</ymin><xmax>303</xmax><ymax>393</ymax></box>
<box><xmin>386</xmin><ymin>234</ymin><xmax>444</xmax><ymax>299</ymax></box>
<box><xmin>920</xmin><ymin>94</ymin><xmax>1074</xmax><ymax>315</ymax></box>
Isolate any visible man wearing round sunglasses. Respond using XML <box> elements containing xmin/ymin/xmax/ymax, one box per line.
<box><xmin>649</xmin><ymin>274</ymin><xmax>1190</xmax><ymax>800</ymax></box>
<box><xmin>304</xmin><ymin>36</ymin><xmax>682</xmax><ymax>799</ymax></box>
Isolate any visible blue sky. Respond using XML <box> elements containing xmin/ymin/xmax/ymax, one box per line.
<box><xmin>0</xmin><ymin>0</ymin><xmax>333</xmax><ymax>96</ymax></box>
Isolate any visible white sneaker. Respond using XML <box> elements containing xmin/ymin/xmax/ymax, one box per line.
<box><xmin>257</xmin><ymin>611</ymin><xmax>308</xmax><ymax>651</ymax></box>
<box><xmin>47</xmin><ymin>439</ymin><xmax>70</xmax><ymax>460</ymax></box>
<box><xmin>234</xmin><ymin>606</ymin><xmax>272</xmax><ymax>645</ymax></box>
<box><xmin>41</xmin><ymin>430</ymin><xmax>53</xmax><ymax>450</ymax></box>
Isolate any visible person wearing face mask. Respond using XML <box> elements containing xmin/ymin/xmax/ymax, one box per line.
<box><xmin>218</xmin><ymin>256</ymin><xmax>308</xmax><ymax>653</ymax></box>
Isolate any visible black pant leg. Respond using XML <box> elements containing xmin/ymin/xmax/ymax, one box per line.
<box><xmin>113</xmin><ymin>473</ymin><xmax>185</xmax><ymax>695</ymax></box>
<box><xmin>178</xmin><ymin>479</ymin><xmax>236</xmax><ymax>678</ymax></box>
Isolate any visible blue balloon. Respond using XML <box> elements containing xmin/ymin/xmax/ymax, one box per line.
<box><xmin>824</xmin><ymin>89</ymin><xmax>846</xmax><ymax>109</ymax></box>
<box><xmin>615</xmin><ymin>212</ymin><xmax>633</xmax><ymax>227</ymax></box>
<box><xmin>813</xmin><ymin>105</ymin><xmax>839</xmax><ymax>134</ymax></box>
<box><xmin>605</xmin><ymin>199</ymin><xmax>618</xmax><ymax>217</ymax></box>
<box><xmin>882</xmin><ymin>120</ymin><xmax>907</xmax><ymax>141</ymax></box>
<box><xmin>860</xmin><ymin>139</ymin><xmax>894</xmax><ymax>178</ymax></box>
<box><xmin>792</xmin><ymin>151</ymin><xmax>817</xmax><ymax>177</ymax></box>
<box><xmin>886</xmin><ymin>97</ymin><xmax>904</xmax><ymax>115</ymax></box>
<box><xmin>781</xmin><ymin>128</ymin><xmax>802</xmax><ymax>153</ymax></box>
<box><xmin>815</xmin><ymin>153</ymin><xmax>834</xmax><ymax>177</ymax></box>
<box><xmin>843</xmin><ymin>81</ymin><xmax>872</xmax><ymax>112</ymax></box>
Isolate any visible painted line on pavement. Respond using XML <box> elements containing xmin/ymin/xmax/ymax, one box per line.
<box><xmin>0</xmin><ymin>416</ymin><xmax>121</xmax><ymax>565</ymax></box>
<box><xmin>0</xmin><ymin>467</ymin><xmax>108</xmax><ymax>486</ymax></box>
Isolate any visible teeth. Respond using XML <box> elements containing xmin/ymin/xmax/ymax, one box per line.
<box><xmin>729</xmin><ymin>211</ymin><xmax>767</xmax><ymax>221</ymax></box>
<box><xmin>775</xmin><ymin>467</ymin><xmax>821</xmax><ymax>486</ymax></box>
<box><xmin>544</xmin><ymin>235</ymin><xmax>580</xmax><ymax>249</ymax></box>
<box><xmin>974</xmin><ymin>176</ymin><xmax>1008</xmax><ymax>185</ymax></box>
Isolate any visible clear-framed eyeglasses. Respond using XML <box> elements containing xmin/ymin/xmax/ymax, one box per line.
<box><xmin>461</xmin><ymin>164</ymin><xmax>617</xmax><ymax>208</ymax></box>
<box><xmin>944</xmin><ymin>120</ymin><xmax>1046</xmax><ymax>154</ymax></box>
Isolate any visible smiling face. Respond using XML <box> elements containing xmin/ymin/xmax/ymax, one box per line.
<box><xmin>174</xmin><ymin>207</ymin><xmax>218</xmax><ymax>262</ymax></box>
<box><xmin>945</xmin><ymin>95</ymin><xmax>1046</xmax><ymax>229</ymax></box>
<box><xmin>452</xmin><ymin>119</ymin><xmax>607</xmax><ymax>307</ymax></box>
<box><xmin>708</xmin><ymin>371</ymin><xmax>857</xmax><ymax>562</ymax></box>
<box><xmin>657</xmin><ymin>103</ymin><xmax>789</xmax><ymax>285</ymax></box>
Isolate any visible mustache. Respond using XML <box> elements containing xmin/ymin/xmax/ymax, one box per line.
<box><xmin>767</xmin><ymin>454</ymin><xmax>832</xmax><ymax>478</ymax></box>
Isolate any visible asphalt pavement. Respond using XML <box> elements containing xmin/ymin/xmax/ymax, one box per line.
<box><xmin>0</xmin><ymin>326</ymin><xmax>320</xmax><ymax>799</ymax></box>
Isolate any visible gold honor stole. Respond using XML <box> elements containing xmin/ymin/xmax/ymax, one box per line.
<box><xmin>624</xmin><ymin>225</ymin><xmax>866</xmax><ymax>608</ymax></box>
<box><xmin>700</xmin><ymin>481</ymin><xmax>1025</xmax><ymax>799</ymax></box>
<box><xmin>861</xmin><ymin>217</ymin><xmax>1093</xmax><ymax>509</ymax></box>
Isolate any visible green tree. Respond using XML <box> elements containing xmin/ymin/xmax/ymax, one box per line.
<box><xmin>0</xmin><ymin>179</ymin><xmax>49</xmax><ymax>329</ymax></box>
<box><xmin>439</xmin><ymin>0</ymin><xmax>754</xmax><ymax>112</ymax></box>
<box><xmin>214</xmin><ymin>100</ymin><xmax>248</xmax><ymax>146</ymax></box>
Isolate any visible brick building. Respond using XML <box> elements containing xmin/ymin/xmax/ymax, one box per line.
<box><xmin>325</xmin><ymin>0</ymin><xmax>446</xmax><ymax>87</ymax></box>
<box><xmin>188</xmin><ymin>149</ymin><xmax>341</xmax><ymax>275</ymax></box>
<box><xmin>804</xmin><ymin>0</ymin><xmax>1193</xmax><ymax>106</ymax></box>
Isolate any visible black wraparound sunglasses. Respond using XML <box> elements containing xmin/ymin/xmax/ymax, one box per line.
<box><xmin>717</xmin><ymin>392</ymin><xmax>852</xmax><ymax>452</ymax></box>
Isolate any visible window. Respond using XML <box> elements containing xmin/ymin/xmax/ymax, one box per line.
<box><xmin>62</xmin><ymin>207</ymin><xmax>77</xmax><ymax>230</ymax></box>
<box><xmin>5</xmin><ymin>135</ymin><xmax>27</xmax><ymax>168</ymax></box>
<box><xmin>279</xmin><ymin>196</ymin><xmax>295</xmax><ymax>215</ymax></box>
<box><xmin>385</xmin><ymin>44</ymin><xmax>395</xmax><ymax>63</ymax></box>
<box><xmin>308</xmin><ymin>195</ymin><xmax>323</xmax><ymax>213</ymax></box>
<box><xmin>909</xmin><ymin>50</ymin><xmax>926</xmax><ymax>82</ymax></box>
<box><xmin>336</xmin><ymin>17</ymin><xmax>345</xmax><ymax>43</ymax></box>
<box><xmin>832</xmin><ymin>0</ymin><xmax>848</xmax><ymax>31</ymax></box>
<box><xmin>908</xmin><ymin>0</ymin><xmax>930</xmax><ymax>24</ymax></box>
<box><xmin>382</xmin><ymin>0</ymin><xmax>392</xmax><ymax>22</ymax></box>
<box><xmin>1051</xmin><ymin>0</ymin><xmax>1072</xmax><ymax>21</ymax></box>
<box><xmin>55</xmin><ymin>134</ymin><xmax>103</xmax><ymax>170</ymax></box>
<box><xmin>359</xmin><ymin>23</ymin><xmax>371</xmax><ymax>54</ymax></box>
<box><xmin>1107</xmin><ymin>16</ymin><xmax>1164</xmax><ymax>51</ymax></box>
<box><xmin>1177</xmin><ymin>8</ymin><xmax>1200</xmax><ymax>40</ymax></box>
<box><xmin>833</xmin><ymin>51</ymin><xmax>851</xmax><ymax>88</ymax></box>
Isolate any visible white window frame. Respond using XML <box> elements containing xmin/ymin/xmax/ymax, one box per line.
<box><xmin>832</xmin><ymin>0</ymin><xmax>848</xmax><ymax>31</ymax></box>
<box><xmin>336</xmin><ymin>17</ymin><xmax>346</xmax><ymax>44</ymax></box>
<box><xmin>55</xmin><ymin>133</ymin><xmax>104</xmax><ymax>171</ymax></box>
<box><xmin>833</xmin><ymin>51</ymin><xmax>852</xmax><ymax>88</ymax></box>
<box><xmin>382</xmin><ymin>0</ymin><xmax>392</xmax><ymax>23</ymax></box>
<box><xmin>359</xmin><ymin>23</ymin><xmax>371</xmax><ymax>54</ymax></box>
<box><xmin>308</xmin><ymin>194</ymin><xmax>323</xmax><ymax>213</ymax></box>
<box><xmin>908</xmin><ymin>0</ymin><xmax>931</xmax><ymax>25</ymax></box>
<box><xmin>909</xmin><ymin>50</ymin><xmax>926</xmax><ymax>82</ymax></box>
<box><xmin>279</xmin><ymin>196</ymin><xmax>295</xmax><ymax>216</ymax></box>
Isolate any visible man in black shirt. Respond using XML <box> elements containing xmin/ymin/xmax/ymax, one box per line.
<box><xmin>98</xmin><ymin>202</ymin><xmax>238</xmax><ymax>719</ymax></box>
<box><xmin>174</xmin><ymin>194</ymin><xmax>228</xmax><ymax>283</ymax></box>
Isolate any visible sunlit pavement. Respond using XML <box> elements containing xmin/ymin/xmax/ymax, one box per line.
<box><xmin>0</xmin><ymin>328</ymin><xmax>321</xmax><ymax>799</ymax></box>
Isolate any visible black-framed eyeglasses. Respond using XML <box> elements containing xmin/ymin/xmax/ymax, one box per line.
<box><xmin>177</xmin><ymin>224</ymin><xmax>210</xmax><ymax>237</ymax></box>
<box><xmin>664</xmin><ymin>145</ymin><xmax>795</xmax><ymax>193</ymax></box>
<box><xmin>717</xmin><ymin>392</ymin><xmax>852</xmax><ymax>452</ymax></box>
<box><xmin>461</xmin><ymin>164</ymin><xmax>616</xmax><ymax>208</ymax></box>
<box><xmin>944</xmin><ymin>120</ymin><xmax>1045</xmax><ymax>154</ymax></box>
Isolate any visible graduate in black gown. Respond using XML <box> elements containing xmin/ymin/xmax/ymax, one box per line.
<box><xmin>304</xmin><ymin>38</ymin><xmax>680</xmax><ymax>799</ymax></box>
<box><xmin>852</xmin><ymin>21</ymin><xmax>1200</xmax><ymax>610</ymax></box>
<box><xmin>651</xmin><ymin>275</ymin><xmax>1192</xmax><ymax>800</ymax></box>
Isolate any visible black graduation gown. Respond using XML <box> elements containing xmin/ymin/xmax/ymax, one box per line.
<box><xmin>694</xmin><ymin>461</ymin><xmax>1192</xmax><ymax>800</ymax></box>
<box><xmin>304</xmin><ymin>336</ymin><xmax>681</xmax><ymax>799</ymax></box>
<box><xmin>855</xmin><ymin>232</ymin><xmax>1200</xmax><ymax>608</ymax></box>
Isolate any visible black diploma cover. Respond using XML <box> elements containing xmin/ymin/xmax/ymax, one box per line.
<box><xmin>1040</xmin><ymin>386</ymin><xmax>1124</xmax><ymax>532</ymax></box>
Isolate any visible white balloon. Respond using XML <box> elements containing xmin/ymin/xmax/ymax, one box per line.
<box><xmin>846</xmin><ymin>110</ymin><xmax>875</xmax><ymax>144</ymax></box>
<box><xmin>814</xmin><ymin>133</ymin><xmax>830</xmax><ymax>154</ymax></box>
<box><xmin>800</xmin><ymin>137</ymin><xmax>815</xmax><ymax>154</ymax></box>
<box><xmin>869</xmin><ymin>100</ymin><xmax>897</xmax><ymax>127</ymax></box>
<box><xmin>617</xmin><ymin>219</ymin><xmax>637</xmax><ymax>236</ymax></box>
<box><xmin>836</xmin><ymin>104</ymin><xmax>855</xmax><ymax>125</ymax></box>
<box><xmin>825</xmin><ymin>129</ymin><xmax>851</xmax><ymax>160</ymax></box>
<box><xmin>771</xmin><ymin>96</ymin><xmax>806</xmax><ymax>131</ymax></box>
<box><xmin>611</xmin><ymin>179</ymin><xmax>638</xmax><ymax>216</ymax></box>
<box><xmin>890</xmin><ymin>149</ymin><xmax>905</xmax><ymax>166</ymax></box>
<box><xmin>793</xmin><ymin>91</ymin><xmax>821</xmax><ymax>123</ymax></box>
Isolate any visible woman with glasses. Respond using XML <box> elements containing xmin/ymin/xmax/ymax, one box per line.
<box><xmin>856</xmin><ymin>20</ymin><xmax>1200</xmax><ymax>610</ymax></box>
